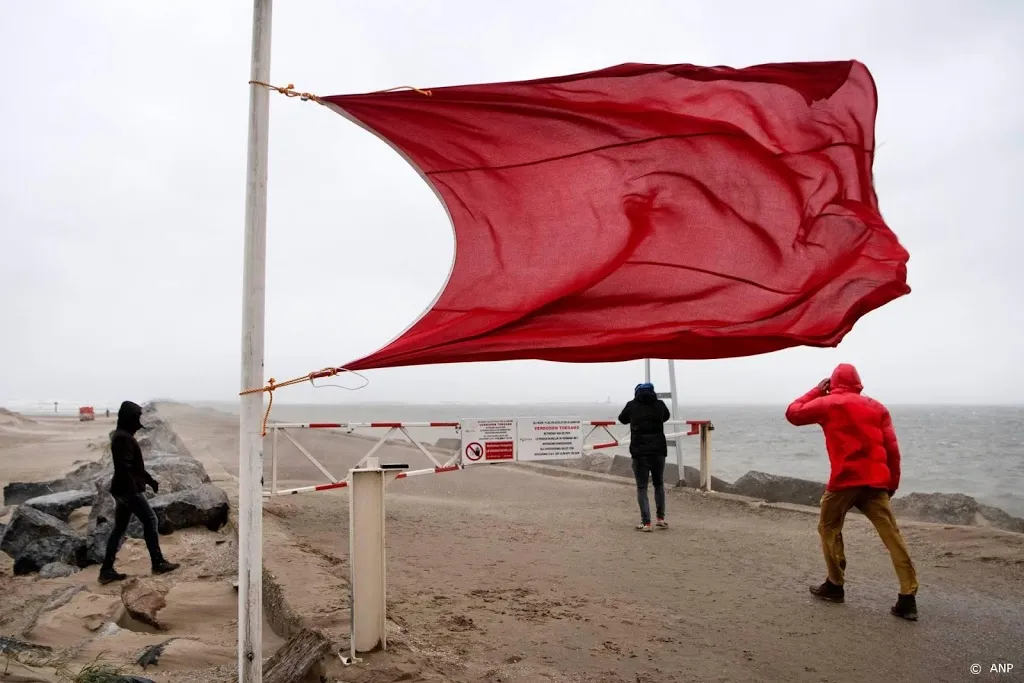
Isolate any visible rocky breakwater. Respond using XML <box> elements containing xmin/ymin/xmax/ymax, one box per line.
<box><xmin>1</xmin><ymin>403</ymin><xmax>230</xmax><ymax>573</ymax></box>
<box><xmin>727</xmin><ymin>470</ymin><xmax>1024</xmax><ymax>534</ymax></box>
<box><xmin>574</xmin><ymin>456</ymin><xmax>1024</xmax><ymax>535</ymax></box>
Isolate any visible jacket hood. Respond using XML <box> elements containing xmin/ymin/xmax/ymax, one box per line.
<box><xmin>116</xmin><ymin>400</ymin><xmax>145</xmax><ymax>433</ymax></box>
<box><xmin>634</xmin><ymin>383</ymin><xmax>658</xmax><ymax>403</ymax></box>
<box><xmin>830</xmin><ymin>363</ymin><xmax>863</xmax><ymax>394</ymax></box>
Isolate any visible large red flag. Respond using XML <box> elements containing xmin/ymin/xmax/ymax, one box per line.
<box><xmin>323</xmin><ymin>60</ymin><xmax>909</xmax><ymax>371</ymax></box>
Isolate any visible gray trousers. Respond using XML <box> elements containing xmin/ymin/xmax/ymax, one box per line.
<box><xmin>632</xmin><ymin>455</ymin><xmax>666</xmax><ymax>524</ymax></box>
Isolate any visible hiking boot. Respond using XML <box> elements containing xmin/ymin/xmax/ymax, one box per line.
<box><xmin>809</xmin><ymin>579</ymin><xmax>845</xmax><ymax>603</ymax></box>
<box><xmin>98</xmin><ymin>568</ymin><xmax>127</xmax><ymax>585</ymax></box>
<box><xmin>656</xmin><ymin>518</ymin><xmax>669</xmax><ymax>529</ymax></box>
<box><xmin>891</xmin><ymin>594</ymin><xmax>918</xmax><ymax>621</ymax></box>
<box><xmin>636</xmin><ymin>522</ymin><xmax>653</xmax><ymax>532</ymax></box>
<box><xmin>152</xmin><ymin>560</ymin><xmax>180</xmax><ymax>575</ymax></box>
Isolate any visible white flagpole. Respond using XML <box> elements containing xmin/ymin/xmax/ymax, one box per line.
<box><xmin>239</xmin><ymin>0</ymin><xmax>272</xmax><ymax>681</ymax></box>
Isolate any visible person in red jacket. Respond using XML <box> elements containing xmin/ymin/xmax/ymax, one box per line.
<box><xmin>786</xmin><ymin>363</ymin><xmax>918</xmax><ymax>621</ymax></box>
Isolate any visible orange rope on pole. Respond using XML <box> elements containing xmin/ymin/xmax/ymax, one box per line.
<box><xmin>248</xmin><ymin>80</ymin><xmax>433</xmax><ymax>104</ymax></box>
<box><xmin>240</xmin><ymin>367</ymin><xmax>344</xmax><ymax>437</ymax></box>
<box><xmin>248</xmin><ymin>81</ymin><xmax>328</xmax><ymax>105</ymax></box>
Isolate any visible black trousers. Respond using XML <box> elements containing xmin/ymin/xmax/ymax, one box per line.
<box><xmin>102</xmin><ymin>492</ymin><xmax>163</xmax><ymax>569</ymax></box>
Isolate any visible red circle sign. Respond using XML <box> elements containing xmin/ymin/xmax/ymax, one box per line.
<box><xmin>465</xmin><ymin>442</ymin><xmax>483</xmax><ymax>461</ymax></box>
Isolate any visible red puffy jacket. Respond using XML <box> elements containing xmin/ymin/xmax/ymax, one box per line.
<box><xmin>785</xmin><ymin>363</ymin><xmax>901</xmax><ymax>493</ymax></box>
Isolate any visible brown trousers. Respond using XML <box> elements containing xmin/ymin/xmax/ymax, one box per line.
<box><xmin>818</xmin><ymin>487</ymin><xmax>918</xmax><ymax>595</ymax></box>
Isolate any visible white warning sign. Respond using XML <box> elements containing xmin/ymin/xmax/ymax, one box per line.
<box><xmin>459</xmin><ymin>418</ymin><xmax>517</xmax><ymax>465</ymax></box>
<box><xmin>516</xmin><ymin>418</ymin><xmax>584</xmax><ymax>461</ymax></box>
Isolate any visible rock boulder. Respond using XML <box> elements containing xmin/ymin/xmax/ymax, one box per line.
<box><xmin>732</xmin><ymin>470</ymin><xmax>826</xmax><ymax>507</ymax></box>
<box><xmin>891</xmin><ymin>492</ymin><xmax>1024</xmax><ymax>534</ymax></box>
<box><xmin>145</xmin><ymin>454</ymin><xmax>211</xmax><ymax>491</ymax></box>
<box><xmin>38</xmin><ymin>562</ymin><xmax>81</xmax><ymax>579</ymax></box>
<box><xmin>3</xmin><ymin>458</ymin><xmax>110</xmax><ymax>506</ymax></box>
<box><xmin>0</xmin><ymin>506</ymin><xmax>88</xmax><ymax>575</ymax></box>
<box><xmin>681</xmin><ymin>466</ymin><xmax>738</xmax><ymax>494</ymax></box>
<box><xmin>136</xmin><ymin>414</ymin><xmax>191</xmax><ymax>458</ymax></box>
<box><xmin>121</xmin><ymin>577</ymin><xmax>168</xmax><ymax>629</ymax></box>
<box><xmin>24</xmin><ymin>490</ymin><xmax>96</xmax><ymax>522</ymax></box>
<box><xmin>4</xmin><ymin>480</ymin><xmax>69</xmax><ymax>506</ymax></box>
<box><xmin>151</xmin><ymin>483</ymin><xmax>230</xmax><ymax>533</ymax></box>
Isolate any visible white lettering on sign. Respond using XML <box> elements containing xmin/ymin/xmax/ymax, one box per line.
<box><xmin>517</xmin><ymin>418</ymin><xmax>584</xmax><ymax>461</ymax></box>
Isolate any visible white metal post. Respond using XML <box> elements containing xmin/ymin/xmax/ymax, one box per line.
<box><xmin>239</xmin><ymin>0</ymin><xmax>272</xmax><ymax>680</ymax></box>
<box><xmin>699</xmin><ymin>423</ymin><xmax>713</xmax><ymax>492</ymax></box>
<box><xmin>667</xmin><ymin>360</ymin><xmax>684</xmax><ymax>486</ymax></box>
<box><xmin>644</xmin><ymin>358</ymin><xmax>651</xmax><ymax>384</ymax></box>
<box><xmin>349</xmin><ymin>457</ymin><xmax>388</xmax><ymax>657</ymax></box>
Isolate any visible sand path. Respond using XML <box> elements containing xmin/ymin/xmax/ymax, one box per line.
<box><xmin>157</xmin><ymin>402</ymin><xmax>1024</xmax><ymax>683</ymax></box>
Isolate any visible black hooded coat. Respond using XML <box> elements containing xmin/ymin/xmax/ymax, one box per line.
<box><xmin>618</xmin><ymin>387</ymin><xmax>671</xmax><ymax>458</ymax></box>
<box><xmin>110</xmin><ymin>401</ymin><xmax>156</xmax><ymax>496</ymax></box>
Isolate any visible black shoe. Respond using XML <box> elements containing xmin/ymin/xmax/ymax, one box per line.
<box><xmin>98</xmin><ymin>568</ymin><xmax>127</xmax><ymax>585</ymax></box>
<box><xmin>152</xmin><ymin>560</ymin><xmax>180</xmax><ymax>575</ymax></box>
<box><xmin>809</xmin><ymin>579</ymin><xmax>845</xmax><ymax>603</ymax></box>
<box><xmin>891</xmin><ymin>594</ymin><xmax>918</xmax><ymax>621</ymax></box>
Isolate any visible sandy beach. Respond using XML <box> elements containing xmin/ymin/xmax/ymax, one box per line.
<box><xmin>0</xmin><ymin>410</ymin><xmax>283</xmax><ymax>683</ymax></box>
<box><xmin>2</xmin><ymin>403</ymin><xmax>1023</xmax><ymax>682</ymax></box>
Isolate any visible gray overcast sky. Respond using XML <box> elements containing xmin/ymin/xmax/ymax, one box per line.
<box><xmin>1</xmin><ymin>0</ymin><xmax>1022</xmax><ymax>407</ymax></box>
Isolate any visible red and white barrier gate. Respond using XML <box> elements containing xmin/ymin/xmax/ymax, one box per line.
<box><xmin>263</xmin><ymin>422</ymin><xmax>462</xmax><ymax>497</ymax></box>
<box><xmin>263</xmin><ymin>417</ymin><xmax>715</xmax><ymax>497</ymax></box>
<box><xmin>582</xmin><ymin>419</ymin><xmax>715</xmax><ymax>491</ymax></box>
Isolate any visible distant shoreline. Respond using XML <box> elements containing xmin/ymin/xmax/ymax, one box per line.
<box><xmin>6</xmin><ymin>400</ymin><xmax>1024</xmax><ymax>416</ymax></box>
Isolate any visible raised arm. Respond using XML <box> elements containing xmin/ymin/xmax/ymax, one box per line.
<box><xmin>660</xmin><ymin>400</ymin><xmax>671</xmax><ymax>423</ymax></box>
<box><xmin>785</xmin><ymin>386</ymin><xmax>830</xmax><ymax>426</ymax></box>
<box><xmin>881</xmin><ymin>408</ymin><xmax>901</xmax><ymax>493</ymax></box>
<box><xmin>618</xmin><ymin>402</ymin><xmax>632</xmax><ymax>425</ymax></box>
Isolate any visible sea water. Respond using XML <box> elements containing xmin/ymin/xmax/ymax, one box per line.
<box><xmin>200</xmin><ymin>401</ymin><xmax>1024</xmax><ymax>518</ymax></box>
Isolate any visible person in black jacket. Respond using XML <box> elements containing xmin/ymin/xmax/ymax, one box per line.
<box><xmin>619</xmin><ymin>383</ymin><xmax>671</xmax><ymax>531</ymax></box>
<box><xmin>99</xmin><ymin>401</ymin><xmax>179</xmax><ymax>585</ymax></box>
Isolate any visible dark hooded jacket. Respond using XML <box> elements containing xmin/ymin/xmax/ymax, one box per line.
<box><xmin>618</xmin><ymin>387</ymin><xmax>671</xmax><ymax>458</ymax></box>
<box><xmin>785</xmin><ymin>363</ymin><xmax>902</xmax><ymax>493</ymax></box>
<box><xmin>110</xmin><ymin>401</ymin><xmax>156</xmax><ymax>496</ymax></box>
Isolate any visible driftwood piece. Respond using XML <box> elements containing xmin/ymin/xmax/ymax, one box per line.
<box><xmin>137</xmin><ymin>638</ymin><xmax>178</xmax><ymax>670</ymax></box>
<box><xmin>263</xmin><ymin>628</ymin><xmax>331</xmax><ymax>683</ymax></box>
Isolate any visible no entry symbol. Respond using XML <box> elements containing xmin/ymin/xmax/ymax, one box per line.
<box><xmin>465</xmin><ymin>441</ymin><xmax>483</xmax><ymax>461</ymax></box>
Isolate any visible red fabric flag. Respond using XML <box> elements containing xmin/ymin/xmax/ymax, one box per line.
<box><xmin>324</xmin><ymin>61</ymin><xmax>909</xmax><ymax>371</ymax></box>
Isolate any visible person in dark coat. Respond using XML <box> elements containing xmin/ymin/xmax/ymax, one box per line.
<box><xmin>99</xmin><ymin>401</ymin><xmax>179</xmax><ymax>585</ymax></box>
<box><xmin>618</xmin><ymin>383</ymin><xmax>671</xmax><ymax>531</ymax></box>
